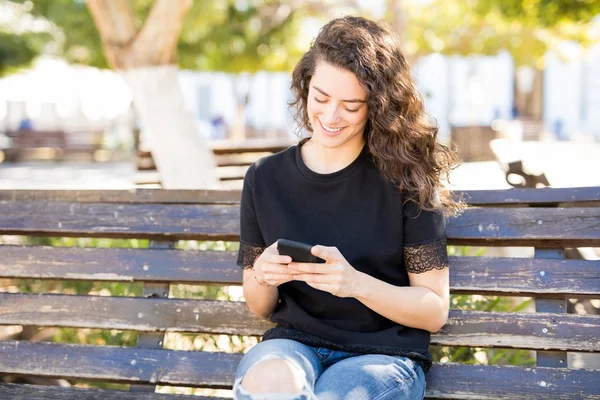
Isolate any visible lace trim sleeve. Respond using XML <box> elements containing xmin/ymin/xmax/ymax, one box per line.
<box><xmin>237</xmin><ymin>242</ymin><xmax>266</xmax><ymax>270</ymax></box>
<box><xmin>403</xmin><ymin>236</ymin><xmax>448</xmax><ymax>274</ymax></box>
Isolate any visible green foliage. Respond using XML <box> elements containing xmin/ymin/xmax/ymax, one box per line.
<box><xmin>474</xmin><ymin>0</ymin><xmax>600</xmax><ymax>28</ymax></box>
<box><xmin>6</xmin><ymin>0</ymin><xmax>316</xmax><ymax>71</ymax></box>
<box><xmin>0</xmin><ymin>30</ymin><xmax>51</xmax><ymax>76</ymax></box>
<box><xmin>404</xmin><ymin>0</ymin><xmax>600</xmax><ymax>66</ymax></box>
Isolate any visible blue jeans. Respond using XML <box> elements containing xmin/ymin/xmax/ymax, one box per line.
<box><xmin>233</xmin><ymin>338</ymin><xmax>426</xmax><ymax>400</ymax></box>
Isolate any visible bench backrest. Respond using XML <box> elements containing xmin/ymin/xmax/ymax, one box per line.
<box><xmin>0</xmin><ymin>187</ymin><xmax>599</xmax><ymax>398</ymax></box>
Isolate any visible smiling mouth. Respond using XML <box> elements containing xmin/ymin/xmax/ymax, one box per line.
<box><xmin>318</xmin><ymin>118</ymin><xmax>345</xmax><ymax>133</ymax></box>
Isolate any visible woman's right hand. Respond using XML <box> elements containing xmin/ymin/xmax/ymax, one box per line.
<box><xmin>253</xmin><ymin>241</ymin><xmax>294</xmax><ymax>287</ymax></box>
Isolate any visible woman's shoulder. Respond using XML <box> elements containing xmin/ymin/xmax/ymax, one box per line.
<box><xmin>248</xmin><ymin>144</ymin><xmax>298</xmax><ymax>177</ymax></box>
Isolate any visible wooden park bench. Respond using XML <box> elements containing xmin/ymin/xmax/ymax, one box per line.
<box><xmin>2</xmin><ymin>130</ymin><xmax>103</xmax><ymax>162</ymax></box>
<box><xmin>136</xmin><ymin>138</ymin><xmax>293</xmax><ymax>188</ymax></box>
<box><xmin>0</xmin><ymin>186</ymin><xmax>599</xmax><ymax>399</ymax></box>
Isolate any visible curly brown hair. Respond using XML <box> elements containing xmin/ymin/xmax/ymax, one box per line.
<box><xmin>289</xmin><ymin>16</ymin><xmax>463</xmax><ymax>216</ymax></box>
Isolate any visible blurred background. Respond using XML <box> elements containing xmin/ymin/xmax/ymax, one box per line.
<box><xmin>1</xmin><ymin>0</ymin><xmax>599</xmax><ymax>397</ymax></box>
<box><xmin>1</xmin><ymin>0</ymin><xmax>599</xmax><ymax>191</ymax></box>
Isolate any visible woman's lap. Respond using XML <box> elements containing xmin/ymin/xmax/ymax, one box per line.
<box><xmin>233</xmin><ymin>339</ymin><xmax>425</xmax><ymax>400</ymax></box>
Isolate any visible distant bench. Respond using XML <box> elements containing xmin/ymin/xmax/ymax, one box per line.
<box><xmin>136</xmin><ymin>138</ymin><xmax>294</xmax><ymax>188</ymax></box>
<box><xmin>2</xmin><ymin>130</ymin><xmax>102</xmax><ymax>162</ymax></box>
<box><xmin>0</xmin><ymin>186</ymin><xmax>599</xmax><ymax>399</ymax></box>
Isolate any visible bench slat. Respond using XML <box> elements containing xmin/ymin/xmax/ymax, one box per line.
<box><xmin>449</xmin><ymin>256</ymin><xmax>600</xmax><ymax>298</ymax></box>
<box><xmin>0</xmin><ymin>293</ymin><xmax>271</xmax><ymax>336</ymax></box>
<box><xmin>1</xmin><ymin>186</ymin><xmax>599</xmax><ymax>205</ymax></box>
<box><xmin>0</xmin><ymin>246</ymin><xmax>241</xmax><ymax>285</ymax></box>
<box><xmin>448</xmin><ymin>207</ymin><xmax>600</xmax><ymax>247</ymax></box>
<box><xmin>461</xmin><ymin>186</ymin><xmax>600</xmax><ymax>206</ymax></box>
<box><xmin>1</xmin><ymin>293</ymin><xmax>598</xmax><ymax>352</ymax></box>
<box><xmin>2</xmin><ymin>246</ymin><xmax>599</xmax><ymax>297</ymax></box>
<box><xmin>1</xmin><ymin>202</ymin><xmax>600</xmax><ymax>246</ymax></box>
<box><xmin>0</xmin><ymin>383</ymin><xmax>226</xmax><ymax>400</ymax></box>
<box><xmin>426</xmin><ymin>363</ymin><xmax>600</xmax><ymax>399</ymax></box>
<box><xmin>0</xmin><ymin>190</ymin><xmax>242</xmax><ymax>204</ymax></box>
<box><xmin>0</xmin><ymin>340</ymin><xmax>240</xmax><ymax>388</ymax></box>
<box><xmin>0</xmin><ymin>202</ymin><xmax>239</xmax><ymax>241</ymax></box>
<box><xmin>0</xmin><ymin>341</ymin><xmax>597</xmax><ymax>398</ymax></box>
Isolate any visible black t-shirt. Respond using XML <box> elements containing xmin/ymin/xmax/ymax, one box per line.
<box><xmin>236</xmin><ymin>141</ymin><xmax>448</xmax><ymax>372</ymax></box>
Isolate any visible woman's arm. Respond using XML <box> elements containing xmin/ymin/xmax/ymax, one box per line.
<box><xmin>353</xmin><ymin>267</ymin><xmax>449</xmax><ymax>332</ymax></box>
<box><xmin>242</xmin><ymin>268</ymin><xmax>280</xmax><ymax>319</ymax></box>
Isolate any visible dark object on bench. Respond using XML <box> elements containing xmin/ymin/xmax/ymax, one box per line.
<box><xmin>0</xmin><ymin>187</ymin><xmax>599</xmax><ymax>398</ymax></box>
<box><xmin>506</xmin><ymin>160</ymin><xmax>550</xmax><ymax>188</ymax></box>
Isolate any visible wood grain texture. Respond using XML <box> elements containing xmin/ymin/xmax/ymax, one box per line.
<box><xmin>0</xmin><ymin>383</ymin><xmax>227</xmax><ymax>400</ymax></box>
<box><xmin>448</xmin><ymin>256</ymin><xmax>600</xmax><ymax>298</ymax></box>
<box><xmin>436</xmin><ymin>310</ymin><xmax>600</xmax><ymax>352</ymax></box>
<box><xmin>0</xmin><ymin>189</ymin><xmax>241</xmax><ymax>204</ymax></box>
<box><xmin>0</xmin><ymin>340</ymin><xmax>241</xmax><ymax>388</ymax></box>
<box><xmin>1</xmin><ymin>247</ymin><xmax>598</xmax><ymax>297</ymax></box>
<box><xmin>0</xmin><ymin>293</ymin><xmax>272</xmax><ymax>336</ymax></box>
<box><xmin>1</xmin><ymin>293</ymin><xmax>598</xmax><ymax>351</ymax></box>
<box><xmin>0</xmin><ymin>202</ymin><xmax>240</xmax><ymax>241</ymax></box>
<box><xmin>0</xmin><ymin>342</ymin><xmax>597</xmax><ymax>398</ymax></box>
<box><xmin>459</xmin><ymin>186</ymin><xmax>600</xmax><ymax>206</ymax></box>
<box><xmin>1</xmin><ymin>186</ymin><xmax>599</xmax><ymax>205</ymax></box>
<box><xmin>425</xmin><ymin>363</ymin><xmax>600</xmax><ymax>399</ymax></box>
<box><xmin>1</xmin><ymin>201</ymin><xmax>599</xmax><ymax>246</ymax></box>
<box><xmin>446</xmin><ymin>207</ymin><xmax>600</xmax><ymax>247</ymax></box>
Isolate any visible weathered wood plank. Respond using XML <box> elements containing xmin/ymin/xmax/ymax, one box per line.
<box><xmin>0</xmin><ymin>202</ymin><xmax>240</xmax><ymax>241</ymax></box>
<box><xmin>0</xmin><ymin>340</ymin><xmax>241</xmax><ymax>388</ymax></box>
<box><xmin>0</xmin><ymin>342</ymin><xmax>597</xmax><ymax>398</ymax></box>
<box><xmin>425</xmin><ymin>363</ymin><xmax>600</xmax><ymax>399</ymax></box>
<box><xmin>1</xmin><ymin>202</ymin><xmax>600</xmax><ymax>245</ymax></box>
<box><xmin>447</xmin><ymin>207</ymin><xmax>600</xmax><ymax>247</ymax></box>
<box><xmin>459</xmin><ymin>186</ymin><xmax>600</xmax><ymax>206</ymax></box>
<box><xmin>0</xmin><ymin>246</ymin><xmax>241</xmax><ymax>284</ymax></box>
<box><xmin>0</xmin><ymin>190</ymin><xmax>242</xmax><ymax>204</ymax></box>
<box><xmin>2</xmin><ymin>247</ymin><xmax>599</xmax><ymax>297</ymax></box>
<box><xmin>1</xmin><ymin>293</ymin><xmax>598</xmax><ymax>351</ymax></box>
<box><xmin>448</xmin><ymin>256</ymin><xmax>600</xmax><ymax>298</ymax></box>
<box><xmin>0</xmin><ymin>293</ymin><xmax>272</xmax><ymax>336</ymax></box>
<box><xmin>1</xmin><ymin>186</ymin><xmax>598</xmax><ymax>206</ymax></box>
<box><xmin>435</xmin><ymin>310</ymin><xmax>600</xmax><ymax>352</ymax></box>
<box><xmin>0</xmin><ymin>383</ymin><xmax>227</xmax><ymax>400</ymax></box>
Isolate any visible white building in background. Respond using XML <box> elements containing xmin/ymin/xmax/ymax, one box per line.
<box><xmin>1</xmin><ymin>46</ymin><xmax>599</xmax><ymax>146</ymax></box>
<box><xmin>544</xmin><ymin>43</ymin><xmax>600</xmax><ymax>141</ymax></box>
<box><xmin>412</xmin><ymin>51</ymin><xmax>514</xmax><ymax>143</ymax></box>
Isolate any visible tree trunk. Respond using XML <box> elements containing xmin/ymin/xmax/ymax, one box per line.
<box><xmin>123</xmin><ymin>65</ymin><xmax>218</xmax><ymax>188</ymax></box>
<box><xmin>87</xmin><ymin>0</ymin><xmax>219</xmax><ymax>188</ymax></box>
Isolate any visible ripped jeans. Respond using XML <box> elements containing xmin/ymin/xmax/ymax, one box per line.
<box><xmin>233</xmin><ymin>339</ymin><xmax>426</xmax><ymax>400</ymax></box>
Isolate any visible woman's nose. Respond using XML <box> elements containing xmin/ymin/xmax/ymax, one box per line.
<box><xmin>322</xmin><ymin>103</ymin><xmax>340</xmax><ymax>123</ymax></box>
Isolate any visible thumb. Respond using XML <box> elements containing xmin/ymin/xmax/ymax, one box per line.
<box><xmin>312</xmin><ymin>245</ymin><xmax>342</xmax><ymax>261</ymax></box>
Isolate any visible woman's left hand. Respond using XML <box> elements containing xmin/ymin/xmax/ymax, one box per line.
<box><xmin>288</xmin><ymin>245</ymin><xmax>362</xmax><ymax>298</ymax></box>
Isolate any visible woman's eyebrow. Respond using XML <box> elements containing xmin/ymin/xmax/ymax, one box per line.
<box><xmin>312</xmin><ymin>85</ymin><xmax>366</xmax><ymax>103</ymax></box>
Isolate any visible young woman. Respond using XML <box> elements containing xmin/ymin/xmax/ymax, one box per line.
<box><xmin>233</xmin><ymin>15</ymin><xmax>462</xmax><ymax>400</ymax></box>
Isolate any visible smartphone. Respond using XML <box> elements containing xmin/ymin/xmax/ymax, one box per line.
<box><xmin>277</xmin><ymin>239</ymin><xmax>324</xmax><ymax>263</ymax></box>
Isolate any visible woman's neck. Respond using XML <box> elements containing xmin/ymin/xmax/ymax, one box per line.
<box><xmin>300</xmin><ymin>138</ymin><xmax>365</xmax><ymax>174</ymax></box>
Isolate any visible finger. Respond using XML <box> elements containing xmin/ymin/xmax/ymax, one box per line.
<box><xmin>288</xmin><ymin>262</ymin><xmax>339</xmax><ymax>274</ymax></box>
<box><xmin>311</xmin><ymin>245</ymin><xmax>342</xmax><ymax>262</ymax></box>
<box><xmin>261</xmin><ymin>262</ymin><xmax>293</xmax><ymax>273</ymax></box>
<box><xmin>263</xmin><ymin>254</ymin><xmax>292</xmax><ymax>264</ymax></box>
<box><xmin>288</xmin><ymin>262</ymin><xmax>321</xmax><ymax>274</ymax></box>
<box><xmin>293</xmin><ymin>273</ymin><xmax>335</xmax><ymax>284</ymax></box>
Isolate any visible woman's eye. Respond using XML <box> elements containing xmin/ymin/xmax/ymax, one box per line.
<box><xmin>313</xmin><ymin>97</ymin><xmax>326</xmax><ymax>103</ymax></box>
<box><xmin>346</xmin><ymin>108</ymin><xmax>359</xmax><ymax>113</ymax></box>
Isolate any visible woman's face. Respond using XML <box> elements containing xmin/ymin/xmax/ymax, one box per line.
<box><xmin>307</xmin><ymin>60</ymin><xmax>369</xmax><ymax>152</ymax></box>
